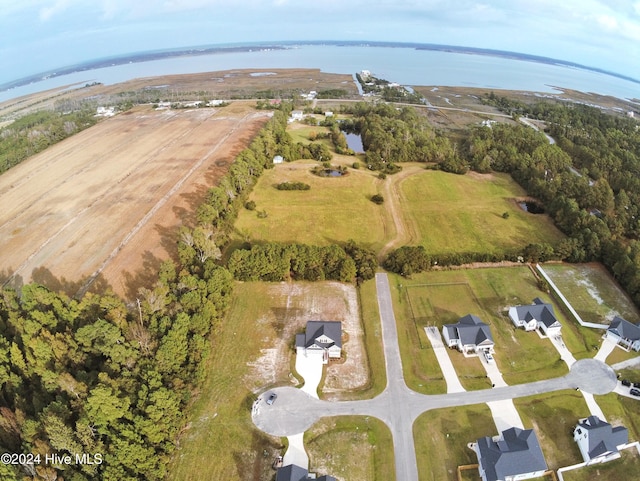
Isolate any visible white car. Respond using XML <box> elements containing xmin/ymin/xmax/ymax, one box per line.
<box><xmin>483</xmin><ymin>351</ymin><xmax>495</xmax><ymax>363</ymax></box>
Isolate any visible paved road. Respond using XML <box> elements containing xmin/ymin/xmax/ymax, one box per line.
<box><xmin>252</xmin><ymin>273</ymin><xmax>618</xmax><ymax>480</ymax></box>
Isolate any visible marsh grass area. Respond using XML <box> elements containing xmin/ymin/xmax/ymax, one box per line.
<box><xmin>542</xmin><ymin>263</ymin><xmax>640</xmax><ymax>325</ymax></box>
<box><xmin>305</xmin><ymin>416</ymin><xmax>395</xmax><ymax>481</ymax></box>
<box><xmin>413</xmin><ymin>404</ymin><xmax>495</xmax><ymax>481</ymax></box>
<box><xmin>390</xmin><ymin>267</ymin><xmax>597</xmax><ymax>392</ymax></box>
<box><xmin>400</xmin><ymin>170</ymin><xmax>565</xmax><ymax>254</ymax></box>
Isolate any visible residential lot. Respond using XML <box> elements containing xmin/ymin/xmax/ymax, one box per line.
<box><xmin>543</xmin><ymin>263</ymin><xmax>640</xmax><ymax>325</ymax></box>
<box><xmin>562</xmin><ymin>449</ymin><xmax>640</xmax><ymax>481</ymax></box>
<box><xmin>391</xmin><ymin>267</ymin><xmax>579</xmax><ymax>392</ymax></box>
<box><xmin>0</xmin><ymin>102</ymin><xmax>269</xmax><ymax>299</ymax></box>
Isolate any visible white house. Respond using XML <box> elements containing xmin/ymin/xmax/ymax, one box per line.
<box><xmin>290</xmin><ymin>110</ymin><xmax>304</xmax><ymax>121</ymax></box>
<box><xmin>605</xmin><ymin>316</ymin><xmax>640</xmax><ymax>351</ymax></box>
<box><xmin>442</xmin><ymin>314</ymin><xmax>494</xmax><ymax>356</ymax></box>
<box><xmin>273</xmin><ymin>155</ymin><xmax>284</xmax><ymax>164</ymax></box>
<box><xmin>475</xmin><ymin>427</ymin><xmax>548</xmax><ymax>481</ymax></box>
<box><xmin>508</xmin><ymin>298</ymin><xmax>562</xmax><ymax>337</ymax></box>
<box><xmin>573</xmin><ymin>416</ymin><xmax>628</xmax><ymax>465</ymax></box>
<box><xmin>296</xmin><ymin>321</ymin><xmax>342</xmax><ymax>364</ymax></box>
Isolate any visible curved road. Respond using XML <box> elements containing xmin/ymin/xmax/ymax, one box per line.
<box><xmin>253</xmin><ymin>273</ymin><xmax>618</xmax><ymax>480</ymax></box>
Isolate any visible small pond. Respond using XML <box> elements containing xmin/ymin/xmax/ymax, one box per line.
<box><xmin>344</xmin><ymin>133</ymin><xmax>364</xmax><ymax>153</ymax></box>
<box><xmin>518</xmin><ymin>201</ymin><xmax>545</xmax><ymax>214</ymax></box>
<box><xmin>315</xmin><ymin>169</ymin><xmax>345</xmax><ymax>177</ymax></box>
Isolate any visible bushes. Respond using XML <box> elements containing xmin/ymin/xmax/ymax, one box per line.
<box><xmin>371</xmin><ymin>194</ymin><xmax>384</xmax><ymax>204</ymax></box>
<box><xmin>276</xmin><ymin>181</ymin><xmax>311</xmax><ymax>191</ymax></box>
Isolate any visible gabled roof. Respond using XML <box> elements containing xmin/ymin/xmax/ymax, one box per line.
<box><xmin>275</xmin><ymin>464</ymin><xmax>337</xmax><ymax>481</ymax></box>
<box><xmin>514</xmin><ymin>298</ymin><xmax>560</xmax><ymax>329</ymax></box>
<box><xmin>576</xmin><ymin>416</ymin><xmax>628</xmax><ymax>459</ymax></box>
<box><xmin>296</xmin><ymin>321</ymin><xmax>342</xmax><ymax>349</ymax></box>
<box><xmin>476</xmin><ymin>427</ymin><xmax>547</xmax><ymax>481</ymax></box>
<box><xmin>447</xmin><ymin>314</ymin><xmax>494</xmax><ymax>347</ymax></box>
<box><xmin>608</xmin><ymin>316</ymin><xmax>640</xmax><ymax>341</ymax></box>
<box><xmin>276</xmin><ymin>464</ymin><xmax>310</xmax><ymax>481</ymax></box>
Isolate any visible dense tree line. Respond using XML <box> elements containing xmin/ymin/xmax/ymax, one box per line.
<box><xmin>0</xmin><ymin>109</ymin><xmax>98</xmax><ymax>174</ymax></box>
<box><xmin>276</xmin><ymin>181</ymin><xmax>310</xmax><ymax>191</ymax></box>
<box><xmin>227</xmin><ymin>241</ymin><xmax>377</xmax><ymax>283</ymax></box>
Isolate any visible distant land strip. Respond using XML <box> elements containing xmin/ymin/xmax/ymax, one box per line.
<box><xmin>2</xmin><ymin>40</ymin><xmax>638</xmax><ymax>92</ymax></box>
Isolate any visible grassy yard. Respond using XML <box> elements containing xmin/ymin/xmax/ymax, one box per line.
<box><xmin>542</xmin><ymin>263</ymin><xmax>640</xmax><ymax>325</ymax></box>
<box><xmin>168</xmin><ymin>282</ymin><xmax>288</xmax><ymax>481</ymax></box>
<box><xmin>414</xmin><ymin>404</ymin><xmax>496</xmax><ymax>481</ymax></box>
<box><xmin>233</xmin><ymin>160</ymin><xmax>391</xmax><ymax>251</ymax></box>
<box><xmin>400</xmin><ymin>170</ymin><xmax>565</xmax><ymax>254</ymax></box>
<box><xmin>594</xmin><ymin>392</ymin><xmax>640</xmax><ymax>442</ymax></box>
<box><xmin>169</xmin><ymin>280</ymin><xmax>379</xmax><ymax>480</ymax></box>
<box><xmin>305</xmin><ymin>416</ymin><xmax>395</xmax><ymax>481</ymax></box>
<box><xmin>562</xmin><ymin>449</ymin><xmax>640</xmax><ymax>481</ymax></box>
<box><xmin>514</xmin><ymin>391</ymin><xmax>589</xmax><ymax>470</ymax></box>
<box><xmin>391</xmin><ymin>268</ymin><xmax>572</xmax><ymax>391</ymax></box>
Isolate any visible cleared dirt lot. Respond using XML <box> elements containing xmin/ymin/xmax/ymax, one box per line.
<box><xmin>0</xmin><ymin>101</ymin><xmax>270</xmax><ymax>298</ymax></box>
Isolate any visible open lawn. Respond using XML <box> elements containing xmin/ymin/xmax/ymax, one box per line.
<box><xmin>305</xmin><ymin>416</ymin><xmax>395</xmax><ymax>481</ymax></box>
<box><xmin>391</xmin><ymin>267</ymin><xmax>570</xmax><ymax>390</ymax></box>
<box><xmin>514</xmin><ymin>391</ymin><xmax>589</xmax><ymax>469</ymax></box>
<box><xmin>233</xmin><ymin>160</ymin><xmax>391</xmax><ymax>251</ymax></box>
<box><xmin>168</xmin><ymin>280</ymin><xmax>372</xmax><ymax>480</ymax></box>
<box><xmin>414</xmin><ymin>404</ymin><xmax>496</xmax><ymax>481</ymax></box>
<box><xmin>542</xmin><ymin>263</ymin><xmax>640</xmax><ymax>325</ymax></box>
<box><xmin>562</xmin><ymin>449</ymin><xmax>640</xmax><ymax>481</ymax></box>
<box><xmin>400</xmin><ymin>170</ymin><xmax>565</xmax><ymax>254</ymax></box>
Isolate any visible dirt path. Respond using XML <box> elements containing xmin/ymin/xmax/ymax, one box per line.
<box><xmin>378</xmin><ymin>165</ymin><xmax>423</xmax><ymax>260</ymax></box>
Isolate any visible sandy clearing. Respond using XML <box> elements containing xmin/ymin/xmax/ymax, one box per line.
<box><xmin>244</xmin><ymin>282</ymin><xmax>369</xmax><ymax>397</ymax></box>
<box><xmin>0</xmin><ymin>103</ymin><xmax>270</xmax><ymax>298</ymax></box>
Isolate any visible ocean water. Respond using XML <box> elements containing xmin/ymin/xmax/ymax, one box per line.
<box><xmin>1</xmin><ymin>45</ymin><xmax>638</xmax><ymax>103</ymax></box>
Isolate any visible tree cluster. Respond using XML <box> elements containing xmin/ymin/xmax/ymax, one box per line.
<box><xmin>0</xmin><ymin>109</ymin><xmax>97</xmax><ymax>174</ymax></box>
<box><xmin>228</xmin><ymin>241</ymin><xmax>377</xmax><ymax>283</ymax></box>
<box><xmin>275</xmin><ymin>182</ymin><xmax>310</xmax><ymax>191</ymax></box>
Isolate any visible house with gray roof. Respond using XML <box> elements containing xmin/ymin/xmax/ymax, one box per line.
<box><xmin>508</xmin><ymin>298</ymin><xmax>561</xmax><ymax>337</ymax></box>
<box><xmin>573</xmin><ymin>416</ymin><xmax>629</xmax><ymax>465</ymax></box>
<box><xmin>296</xmin><ymin>321</ymin><xmax>342</xmax><ymax>364</ymax></box>
<box><xmin>276</xmin><ymin>464</ymin><xmax>336</xmax><ymax>481</ymax></box>
<box><xmin>474</xmin><ymin>427</ymin><xmax>548</xmax><ymax>481</ymax></box>
<box><xmin>442</xmin><ymin>314</ymin><xmax>494</xmax><ymax>355</ymax></box>
<box><xmin>605</xmin><ymin>316</ymin><xmax>640</xmax><ymax>351</ymax></box>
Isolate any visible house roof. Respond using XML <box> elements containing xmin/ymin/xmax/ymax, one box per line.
<box><xmin>446</xmin><ymin>314</ymin><xmax>494</xmax><ymax>347</ymax></box>
<box><xmin>576</xmin><ymin>416</ymin><xmax>628</xmax><ymax>459</ymax></box>
<box><xmin>514</xmin><ymin>298</ymin><xmax>560</xmax><ymax>329</ymax></box>
<box><xmin>275</xmin><ymin>464</ymin><xmax>336</xmax><ymax>481</ymax></box>
<box><xmin>296</xmin><ymin>321</ymin><xmax>342</xmax><ymax>349</ymax></box>
<box><xmin>476</xmin><ymin>427</ymin><xmax>547</xmax><ymax>481</ymax></box>
<box><xmin>276</xmin><ymin>464</ymin><xmax>310</xmax><ymax>481</ymax></box>
<box><xmin>608</xmin><ymin>316</ymin><xmax>640</xmax><ymax>341</ymax></box>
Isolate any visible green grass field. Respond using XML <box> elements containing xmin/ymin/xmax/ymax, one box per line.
<box><xmin>233</xmin><ymin>161</ymin><xmax>391</xmax><ymax>251</ymax></box>
<box><xmin>400</xmin><ymin>170</ymin><xmax>565</xmax><ymax>254</ymax></box>
<box><xmin>305</xmin><ymin>416</ymin><xmax>395</xmax><ymax>481</ymax></box>
<box><xmin>514</xmin><ymin>391</ymin><xmax>588</xmax><ymax>469</ymax></box>
<box><xmin>391</xmin><ymin>268</ymin><xmax>577</xmax><ymax>391</ymax></box>
<box><xmin>542</xmin><ymin>263</ymin><xmax>640</xmax><ymax>325</ymax></box>
<box><xmin>413</xmin><ymin>404</ymin><xmax>496</xmax><ymax>481</ymax></box>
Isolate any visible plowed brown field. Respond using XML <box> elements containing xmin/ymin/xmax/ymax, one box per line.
<box><xmin>0</xmin><ymin>101</ymin><xmax>270</xmax><ymax>299</ymax></box>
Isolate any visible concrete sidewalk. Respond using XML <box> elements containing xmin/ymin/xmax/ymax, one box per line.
<box><xmin>480</xmin><ymin>354</ymin><xmax>524</xmax><ymax>432</ymax></box>
<box><xmin>549</xmin><ymin>334</ymin><xmax>577</xmax><ymax>366</ymax></box>
<box><xmin>581</xmin><ymin>391</ymin><xmax>606</xmax><ymax>420</ymax></box>
<box><xmin>594</xmin><ymin>337</ymin><xmax>617</xmax><ymax>362</ymax></box>
<box><xmin>424</xmin><ymin>327</ymin><xmax>465</xmax><ymax>393</ymax></box>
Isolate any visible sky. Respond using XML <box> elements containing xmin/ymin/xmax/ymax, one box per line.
<box><xmin>1</xmin><ymin>0</ymin><xmax>639</xmax><ymax>85</ymax></box>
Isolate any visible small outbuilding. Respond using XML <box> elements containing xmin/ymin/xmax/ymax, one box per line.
<box><xmin>273</xmin><ymin>155</ymin><xmax>284</xmax><ymax>164</ymax></box>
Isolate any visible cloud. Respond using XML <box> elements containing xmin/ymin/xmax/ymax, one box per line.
<box><xmin>39</xmin><ymin>0</ymin><xmax>73</xmax><ymax>21</ymax></box>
